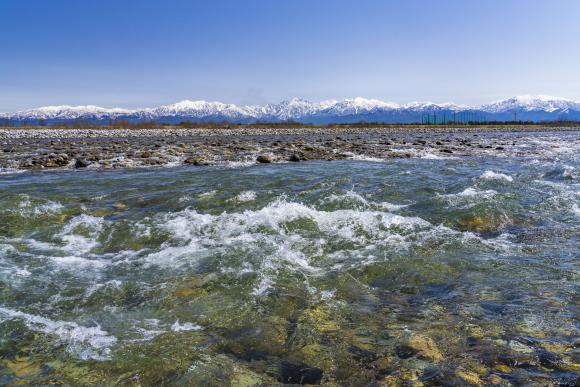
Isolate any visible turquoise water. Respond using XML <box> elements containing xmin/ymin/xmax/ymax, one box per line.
<box><xmin>0</xmin><ymin>133</ymin><xmax>579</xmax><ymax>385</ymax></box>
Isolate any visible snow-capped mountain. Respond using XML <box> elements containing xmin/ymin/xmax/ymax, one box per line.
<box><xmin>147</xmin><ymin>100</ymin><xmax>254</xmax><ymax>120</ymax></box>
<box><xmin>2</xmin><ymin>105</ymin><xmax>135</xmax><ymax>121</ymax></box>
<box><xmin>481</xmin><ymin>95</ymin><xmax>580</xmax><ymax>113</ymax></box>
<box><xmin>1</xmin><ymin>95</ymin><xmax>579</xmax><ymax>124</ymax></box>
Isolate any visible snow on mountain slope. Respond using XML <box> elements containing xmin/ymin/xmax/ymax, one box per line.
<box><xmin>481</xmin><ymin>95</ymin><xmax>580</xmax><ymax>113</ymax></box>
<box><xmin>1</xmin><ymin>105</ymin><xmax>135</xmax><ymax>120</ymax></box>
<box><xmin>323</xmin><ymin>97</ymin><xmax>399</xmax><ymax>115</ymax></box>
<box><xmin>260</xmin><ymin>98</ymin><xmax>323</xmax><ymax>120</ymax></box>
<box><xmin>1</xmin><ymin>95</ymin><xmax>579</xmax><ymax>123</ymax></box>
<box><xmin>149</xmin><ymin>100</ymin><xmax>255</xmax><ymax>119</ymax></box>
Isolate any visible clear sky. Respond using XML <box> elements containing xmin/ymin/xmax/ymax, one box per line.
<box><xmin>1</xmin><ymin>0</ymin><xmax>579</xmax><ymax>111</ymax></box>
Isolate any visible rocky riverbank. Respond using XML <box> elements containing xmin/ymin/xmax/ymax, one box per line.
<box><xmin>0</xmin><ymin>127</ymin><xmax>578</xmax><ymax>172</ymax></box>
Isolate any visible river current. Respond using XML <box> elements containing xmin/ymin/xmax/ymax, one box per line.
<box><xmin>0</xmin><ymin>131</ymin><xmax>578</xmax><ymax>385</ymax></box>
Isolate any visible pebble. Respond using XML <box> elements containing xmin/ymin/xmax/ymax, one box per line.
<box><xmin>0</xmin><ymin>127</ymin><xmax>575</xmax><ymax>172</ymax></box>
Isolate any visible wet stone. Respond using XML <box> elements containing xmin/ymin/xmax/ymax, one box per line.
<box><xmin>395</xmin><ymin>345</ymin><xmax>416</xmax><ymax>359</ymax></box>
<box><xmin>74</xmin><ymin>158</ymin><xmax>90</xmax><ymax>168</ymax></box>
<box><xmin>279</xmin><ymin>361</ymin><xmax>323</xmax><ymax>385</ymax></box>
<box><xmin>184</xmin><ymin>156</ymin><xmax>210</xmax><ymax>166</ymax></box>
<box><xmin>406</xmin><ymin>335</ymin><xmax>443</xmax><ymax>362</ymax></box>
<box><xmin>288</xmin><ymin>154</ymin><xmax>301</xmax><ymax>162</ymax></box>
<box><xmin>256</xmin><ymin>155</ymin><xmax>272</xmax><ymax>163</ymax></box>
<box><xmin>537</xmin><ymin>350</ymin><xmax>568</xmax><ymax>370</ymax></box>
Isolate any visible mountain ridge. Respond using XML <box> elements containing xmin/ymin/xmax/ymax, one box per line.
<box><xmin>2</xmin><ymin>95</ymin><xmax>579</xmax><ymax>124</ymax></box>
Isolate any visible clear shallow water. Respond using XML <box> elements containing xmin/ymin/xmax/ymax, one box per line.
<box><xmin>0</xmin><ymin>133</ymin><xmax>579</xmax><ymax>385</ymax></box>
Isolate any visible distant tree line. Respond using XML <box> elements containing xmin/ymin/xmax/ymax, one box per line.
<box><xmin>1</xmin><ymin>118</ymin><xmax>579</xmax><ymax>129</ymax></box>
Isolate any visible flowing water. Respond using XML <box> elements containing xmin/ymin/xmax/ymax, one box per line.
<box><xmin>0</xmin><ymin>131</ymin><xmax>578</xmax><ymax>385</ymax></box>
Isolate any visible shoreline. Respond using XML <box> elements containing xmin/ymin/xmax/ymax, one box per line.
<box><xmin>1</xmin><ymin>126</ymin><xmax>579</xmax><ymax>172</ymax></box>
<box><xmin>1</xmin><ymin>124</ymin><xmax>580</xmax><ymax>137</ymax></box>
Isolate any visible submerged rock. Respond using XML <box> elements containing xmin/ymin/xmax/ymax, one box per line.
<box><xmin>279</xmin><ymin>361</ymin><xmax>323</xmax><ymax>385</ymax></box>
<box><xmin>113</xmin><ymin>202</ymin><xmax>127</xmax><ymax>211</ymax></box>
<box><xmin>395</xmin><ymin>345</ymin><xmax>416</xmax><ymax>359</ymax></box>
<box><xmin>454</xmin><ymin>368</ymin><xmax>482</xmax><ymax>386</ymax></box>
<box><xmin>406</xmin><ymin>334</ymin><xmax>443</xmax><ymax>362</ymax></box>
<box><xmin>457</xmin><ymin>215</ymin><xmax>510</xmax><ymax>233</ymax></box>
<box><xmin>172</xmin><ymin>276</ymin><xmax>207</xmax><ymax>299</ymax></box>
<box><xmin>299</xmin><ymin>305</ymin><xmax>340</xmax><ymax>334</ymax></box>
<box><xmin>294</xmin><ymin>343</ymin><xmax>336</xmax><ymax>372</ymax></box>
<box><xmin>3</xmin><ymin>356</ymin><xmax>42</xmax><ymax>378</ymax></box>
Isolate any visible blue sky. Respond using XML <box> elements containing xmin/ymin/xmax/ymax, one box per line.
<box><xmin>1</xmin><ymin>0</ymin><xmax>579</xmax><ymax>111</ymax></box>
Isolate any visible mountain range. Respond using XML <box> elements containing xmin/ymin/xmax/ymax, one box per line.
<box><xmin>1</xmin><ymin>95</ymin><xmax>579</xmax><ymax>125</ymax></box>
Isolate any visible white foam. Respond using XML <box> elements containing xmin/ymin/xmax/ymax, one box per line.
<box><xmin>33</xmin><ymin>201</ymin><xmax>65</xmax><ymax>215</ymax></box>
<box><xmin>171</xmin><ymin>320</ymin><xmax>202</xmax><ymax>331</ymax></box>
<box><xmin>325</xmin><ymin>190</ymin><xmax>407</xmax><ymax>211</ymax></box>
<box><xmin>349</xmin><ymin>154</ymin><xmax>386</xmax><ymax>162</ymax></box>
<box><xmin>320</xmin><ymin>290</ymin><xmax>336</xmax><ymax>300</ymax></box>
<box><xmin>148</xmin><ymin>198</ymin><xmax>430</xmax><ymax>279</ymax></box>
<box><xmin>11</xmin><ymin>267</ymin><xmax>32</xmax><ymax>277</ymax></box>
<box><xmin>390</xmin><ymin>147</ymin><xmax>458</xmax><ymax>160</ymax></box>
<box><xmin>0</xmin><ymin>167</ymin><xmax>25</xmax><ymax>175</ymax></box>
<box><xmin>439</xmin><ymin>187</ymin><xmax>498</xmax><ymax>208</ymax></box>
<box><xmin>562</xmin><ymin>165</ymin><xmax>578</xmax><ymax>180</ymax></box>
<box><xmin>234</xmin><ymin>190</ymin><xmax>257</xmax><ymax>202</ymax></box>
<box><xmin>45</xmin><ymin>255</ymin><xmax>107</xmax><ymax>268</ymax></box>
<box><xmin>59</xmin><ymin>214</ymin><xmax>105</xmax><ymax>254</ymax></box>
<box><xmin>142</xmin><ymin>196</ymin><xmax>515</xmax><ymax>298</ymax></box>
<box><xmin>128</xmin><ymin>319</ymin><xmax>166</xmax><ymax>342</ymax></box>
<box><xmin>533</xmin><ymin>179</ymin><xmax>580</xmax><ymax>217</ymax></box>
<box><xmin>0</xmin><ymin>243</ymin><xmax>17</xmax><ymax>255</ymax></box>
<box><xmin>0</xmin><ymin>249</ymin><xmax>32</xmax><ymax>280</ymax></box>
<box><xmin>13</xmin><ymin>195</ymin><xmax>64</xmax><ymax>217</ymax></box>
<box><xmin>198</xmin><ymin>190</ymin><xmax>217</xmax><ymax>198</ymax></box>
<box><xmin>252</xmin><ymin>276</ymin><xmax>275</xmax><ymax>296</ymax></box>
<box><xmin>572</xmin><ymin>204</ymin><xmax>580</xmax><ymax>217</ymax></box>
<box><xmin>220</xmin><ymin>159</ymin><xmax>258</xmax><ymax>168</ymax></box>
<box><xmin>84</xmin><ymin>280</ymin><xmax>123</xmax><ymax>298</ymax></box>
<box><xmin>420</xmin><ymin>152</ymin><xmax>457</xmax><ymax>160</ymax></box>
<box><xmin>455</xmin><ymin>188</ymin><xmax>498</xmax><ymax>197</ymax></box>
<box><xmin>480</xmin><ymin>170</ymin><xmax>513</xmax><ymax>182</ymax></box>
<box><xmin>0</xmin><ymin>306</ymin><xmax>116</xmax><ymax>360</ymax></box>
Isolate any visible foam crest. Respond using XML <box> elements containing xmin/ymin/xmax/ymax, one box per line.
<box><xmin>348</xmin><ymin>153</ymin><xmax>386</xmax><ymax>162</ymax></box>
<box><xmin>59</xmin><ymin>214</ymin><xmax>105</xmax><ymax>254</ymax></box>
<box><xmin>0</xmin><ymin>167</ymin><xmax>26</xmax><ymax>175</ymax></box>
<box><xmin>171</xmin><ymin>320</ymin><xmax>202</xmax><ymax>331</ymax></box>
<box><xmin>533</xmin><ymin>179</ymin><xmax>580</xmax><ymax>216</ymax></box>
<box><xmin>160</xmin><ymin>198</ymin><xmax>429</xmax><ymax>245</ymax></box>
<box><xmin>0</xmin><ymin>306</ymin><xmax>117</xmax><ymax>360</ymax></box>
<box><xmin>0</xmin><ymin>246</ymin><xmax>31</xmax><ymax>280</ymax></box>
<box><xmin>233</xmin><ymin>190</ymin><xmax>257</xmax><ymax>202</ymax></box>
<box><xmin>480</xmin><ymin>170</ymin><xmax>513</xmax><ymax>182</ymax></box>
<box><xmin>438</xmin><ymin>187</ymin><xmax>499</xmax><ymax>208</ymax></box>
<box><xmin>324</xmin><ymin>190</ymin><xmax>407</xmax><ymax>211</ymax></box>
<box><xmin>11</xmin><ymin>195</ymin><xmax>65</xmax><ymax>217</ymax></box>
<box><xmin>143</xmin><ymin>197</ymin><xmax>515</xmax><ymax>297</ymax></box>
<box><xmin>562</xmin><ymin>165</ymin><xmax>578</xmax><ymax>180</ymax></box>
<box><xmin>390</xmin><ymin>147</ymin><xmax>458</xmax><ymax>160</ymax></box>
